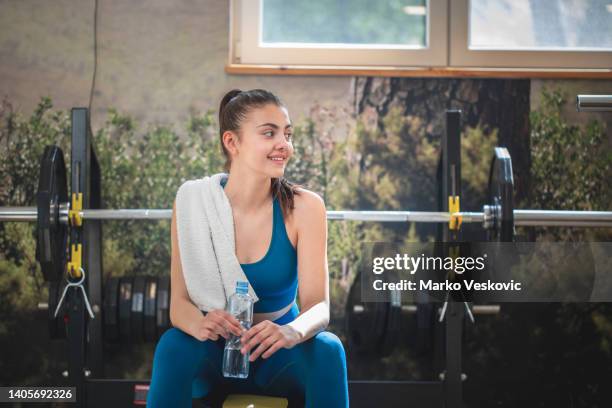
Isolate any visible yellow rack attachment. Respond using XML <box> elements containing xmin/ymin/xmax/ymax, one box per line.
<box><xmin>69</xmin><ymin>192</ymin><xmax>83</xmax><ymax>227</ymax></box>
<box><xmin>67</xmin><ymin>243</ymin><xmax>82</xmax><ymax>279</ymax></box>
<box><xmin>448</xmin><ymin>196</ymin><xmax>462</xmax><ymax>230</ymax></box>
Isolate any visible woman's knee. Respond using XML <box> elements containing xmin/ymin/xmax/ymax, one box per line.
<box><xmin>310</xmin><ymin>331</ymin><xmax>346</xmax><ymax>363</ymax></box>
<box><xmin>156</xmin><ymin>327</ymin><xmax>193</xmax><ymax>353</ymax></box>
<box><xmin>153</xmin><ymin>328</ymin><xmax>216</xmax><ymax>368</ymax></box>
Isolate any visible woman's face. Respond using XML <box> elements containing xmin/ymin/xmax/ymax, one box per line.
<box><xmin>231</xmin><ymin>103</ymin><xmax>294</xmax><ymax>178</ymax></box>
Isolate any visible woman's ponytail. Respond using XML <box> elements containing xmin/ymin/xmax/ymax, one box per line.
<box><xmin>218</xmin><ymin>89</ymin><xmax>242</xmax><ymax>123</ymax></box>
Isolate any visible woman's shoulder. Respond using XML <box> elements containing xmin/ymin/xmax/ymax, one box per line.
<box><xmin>292</xmin><ymin>187</ymin><xmax>326</xmax><ymax>220</ymax></box>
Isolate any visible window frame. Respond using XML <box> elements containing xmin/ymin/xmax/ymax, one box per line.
<box><xmin>231</xmin><ymin>0</ymin><xmax>448</xmax><ymax>67</ymax></box>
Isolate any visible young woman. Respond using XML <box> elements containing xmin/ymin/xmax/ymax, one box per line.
<box><xmin>147</xmin><ymin>89</ymin><xmax>349</xmax><ymax>407</ymax></box>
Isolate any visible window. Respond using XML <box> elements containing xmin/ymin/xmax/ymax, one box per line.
<box><xmin>450</xmin><ymin>0</ymin><xmax>612</xmax><ymax>68</ymax></box>
<box><xmin>232</xmin><ymin>0</ymin><xmax>448</xmax><ymax>66</ymax></box>
<box><xmin>229</xmin><ymin>0</ymin><xmax>612</xmax><ymax>70</ymax></box>
<box><xmin>469</xmin><ymin>0</ymin><xmax>612</xmax><ymax>50</ymax></box>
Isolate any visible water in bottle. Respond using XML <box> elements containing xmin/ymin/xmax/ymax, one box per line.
<box><xmin>222</xmin><ymin>281</ymin><xmax>254</xmax><ymax>378</ymax></box>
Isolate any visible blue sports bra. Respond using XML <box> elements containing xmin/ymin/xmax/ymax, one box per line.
<box><xmin>221</xmin><ymin>179</ymin><xmax>299</xmax><ymax>322</ymax></box>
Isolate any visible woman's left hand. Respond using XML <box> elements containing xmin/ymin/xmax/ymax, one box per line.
<box><xmin>240</xmin><ymin>321</ymin><xmax>301</xmax><ymax>361</ymax></box>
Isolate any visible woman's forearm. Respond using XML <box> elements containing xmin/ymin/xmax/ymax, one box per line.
<box><xmin>286</xmin><ymin>302</ymin><xmax>330</xmax><ymax>344</ymax></box>
<box><xmin>170</xmin><ymin>296</ymin><xmax>205</xmax><ymax>338</ymax></box>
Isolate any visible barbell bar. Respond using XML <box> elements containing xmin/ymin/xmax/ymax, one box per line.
<box><xmin>352</xmin><ymin>304</ymin><xmax>501</xmax><ymax>315</ymax></box>
<box><xmin>2</xmin><ymin>144</ymin><xmax>611</xmax><ymax>284</ymax></box>
<box><xmin>1</xmin><ymin>206</ymin><xmax>611</xmax><ymax>227</ymax></box>
<box><xmin>576</xmin><ymin>94</ymin><xmax>612</xmax><ymax>112</ymax></box>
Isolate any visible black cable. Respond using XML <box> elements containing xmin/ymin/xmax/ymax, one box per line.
<box><xmin>88</xmin><ymin>0</ymin><xmax>98</xmax><ymax>114</ymax></box>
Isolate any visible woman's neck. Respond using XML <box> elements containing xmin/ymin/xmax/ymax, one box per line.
<box><xmin>223</xmin><ymin>171</ymin><xmax>272</xmax><ymax>213</ymax></box>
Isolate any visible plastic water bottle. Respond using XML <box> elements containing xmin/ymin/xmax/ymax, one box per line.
<box><xmin>222</xmin><ymin>281</ymin><xmax>254</xmax><ymax>378</ymax></box>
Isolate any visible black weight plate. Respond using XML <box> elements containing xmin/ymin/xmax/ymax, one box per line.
<box><xmin>143</xmin><ymin>277</ymin><xmax>157</xmax><ymax>342</ymax></box>
<box><xmin>36</xmin><ymin>145</ymin><xmax>68</xmax><ymax>282</ymax></box>
<box><xmin>487</xmin><ymin>147</ymin><xmax>515</xmax><ymax>242</ymax></box>
<box><xmin>156</xmin><ymin>275</ymin><xmax>170</xmax><ymax>339</ymax></box>
<box><xmin>131</xmin><ymin>276</ymin><xmax>146</xmax><ymax>343</ymax></box>
<box><xmin>345</xmin><ymin>270</ymin><xmax>388</xmax><ymax>356</ymax></box>
<box><xmin>103</xmin><ymin>277</ymin><xmax>120</xmax><ymax>342</ymax></box>
<box><xmin>48</xmin><ymin>280</ymin><xmax>66</xmax><ymax>339</ymax></box>
<box><xmin>119</xmin><ymin>277</ymin><xmax>133</xmax><ymax>343</ymax></box>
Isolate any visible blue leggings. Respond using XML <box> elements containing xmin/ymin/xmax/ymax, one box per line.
<box><xmin>147</xmin><ymin>314</ymin><xmax>349</xmax><ymax>407</ymax></box>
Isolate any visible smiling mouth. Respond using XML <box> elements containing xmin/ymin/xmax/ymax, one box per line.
<box><xmin>268</xmin><ymin>157</ymin><xmax>286</xmax><ymax>163</ymax></box>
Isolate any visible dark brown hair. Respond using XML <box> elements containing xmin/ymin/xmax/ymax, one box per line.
<box><xmin>218</xmin><ymin>89</ymin><xmax>302</xmax><ymax>218</ymax></box>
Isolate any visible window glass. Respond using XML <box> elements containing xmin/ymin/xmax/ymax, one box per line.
<box><xmin>262</xmin><ymin>0</ymin><xmax>428</xmax><ymax>47</ymax></box>
<box><xmin>469</xmin><ymin>0</ymin><xmax>612</xmax><ymax>50</ymax></box>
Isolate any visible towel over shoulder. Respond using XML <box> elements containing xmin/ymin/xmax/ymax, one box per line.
<box><xmin>175</xmin><ymin>172</ymin><xmax>259</xmax><ymax>312</ymax></box>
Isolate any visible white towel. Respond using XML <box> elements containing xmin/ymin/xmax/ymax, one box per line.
<box><xmin>175</xmin><ymin>172</ymin><xmax>259</xmax><ymax>312</ymax></box>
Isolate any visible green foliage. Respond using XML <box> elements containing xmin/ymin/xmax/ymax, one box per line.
<box><xmin>0</xmin><ymin>97</ymin><xmax>71</xmax><ymax>207</ymax></box>
<box><xmin>530</xmin><ymin>88</ymin><xmax>611</xmax><ymax>211</ymax></box>
<box><xmin>0</xmin><ymin>254</ymin><xmax>39</xmax><ymax>334</ymax></box>
<box><xmin>462</xmin><ymin>125</ymin><xmax>497</xmax><ymax>209</ymax></box>
<box><xmin>527</xmin><ymin>87</ymin><xmax>612</xmax><ymax>241</ymax></box>
<box><xmin>330</xmin><ymin>105</ymin><xmax>494</xmax><ymax>247</ymax></box>
<box><xmin>92</xmin><ymin>108</ymin><xmax>223</xmax><ymax>278</ymax></box>
<box><xmin>0</xmin><ymin>97</ymin><xmax>71</xmax><ymax>309</ymax></box>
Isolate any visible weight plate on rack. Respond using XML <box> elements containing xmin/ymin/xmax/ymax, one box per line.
<box><xmin>144</xmin><ymin>277</ymin><xmax>157</xmax><ymax>342</ymax></box>
<box><xmin>156</xmin><ymin>275</ymin><xmax>170</xmax><ymax>340</ymax></box>
<box><xmin>487</xmin><ymin>147</ymin><xmax>515</xmax><ymax>242</ymax></box>
<box><xmin>103</xmin><ymin>277</ymin><xmax>120</xmax><ymax>342</ymax></box>
<box><xmin>119</xmin><ymin>277</ymin><xmax>133</xmax><ymax>343</ymax></box>
<box><xmin>36</xmin><ymin>145</ymin><xmax>68</xmax><ymax>282</ymax></box>
<box><xmin>131</xmin><ymin>276</ymin><xmax>146</xmax><ymax>343</ymax></box>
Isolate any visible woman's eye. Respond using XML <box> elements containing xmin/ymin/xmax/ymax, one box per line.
<box><xmin>264</xmin><ymin>130</ymin><xmax>274</xmax><ymax>137</ymax></box>
<box><xmin>285</xmin><ymin>133</ymin><xmax>293</xmax><ymax>141</ymax></box>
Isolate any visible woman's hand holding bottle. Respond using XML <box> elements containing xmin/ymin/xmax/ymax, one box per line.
<box><xmin>191</xmin><ymin>309</ymin><xmax>244</xmax><ymax>341</ymax></box>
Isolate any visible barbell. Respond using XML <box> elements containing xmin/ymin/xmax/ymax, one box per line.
<box><xmin>3</xmin><ymin>206</ymin><xmax>608</xmax><ymax>225</ymax></box>
<box><xmin>2</xmin><ymin>145</ymin><xmax>611</xmax><ymax>282</ymax></box>
<box><xmin>2</xmin><ymin>143</ymin><xmax>612</xmax><ymax>354</ymax></box>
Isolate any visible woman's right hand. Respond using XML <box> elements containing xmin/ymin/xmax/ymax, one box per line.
<box><xmin>191</xmin><ymin>309</ymin><xmax>244</xmax><ymax>342</ymax></box>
